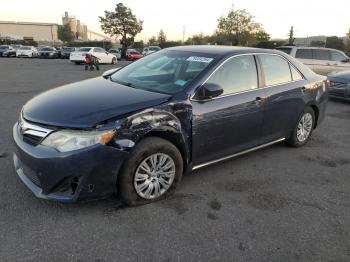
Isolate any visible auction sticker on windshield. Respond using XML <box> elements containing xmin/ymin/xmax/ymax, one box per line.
<box><xmin>186</xmin><ymin>56</ymin><xmax>214</xmax><ymax>63</ymax></box>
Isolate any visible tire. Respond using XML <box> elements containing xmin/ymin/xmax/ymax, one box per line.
<box><xmin>111</xmin><ymin>57</ymin><xmax>117</xmax><ymax>64</ymax></box>
<box><xmin>74</xmin><ymin>62</ymin><xmax>81</xmax><ymax>65</ymax></box>
<box><xmin>287</xmin><ymin>107</ymin><xmax>315</xmax><ymax>147</ymax></box>
<box><xmin>118</xmin><ymin>137</ymin><xmax>183</xmax><ymax>206</ymax></box>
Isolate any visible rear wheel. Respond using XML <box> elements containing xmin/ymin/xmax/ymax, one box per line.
<box><xmin>287</xmin><ymin>107</ymin><xmax>315</xmax><ymax>147</ymax></box>
<box><xmin>118</xmin><ymin>137</ymin><xmax>183</xmax><ymax>206</ymax></box>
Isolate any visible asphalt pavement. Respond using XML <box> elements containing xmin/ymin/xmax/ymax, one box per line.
<box><xmin>0</xmin><ymin>58</ymin><xmax>349</xmax><ymax>262</ymax></box>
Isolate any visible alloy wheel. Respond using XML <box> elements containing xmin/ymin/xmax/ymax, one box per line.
<box><xmin>134</xmin><ymin>153</ymin><xmax>176</xmax><ymax>199</ymax></box>
<box><xmin>297</xmin><ymin>112</ymin><xmax>313</xmax><ymax>142</ymax></box>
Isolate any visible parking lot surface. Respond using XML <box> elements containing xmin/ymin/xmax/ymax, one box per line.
<box><xmin>0</xmin><ymin>58</ymin><xmax>349</xmax><ymax>262</ymax></box>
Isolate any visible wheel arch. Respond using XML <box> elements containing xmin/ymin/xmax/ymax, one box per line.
<box><xmin>307</xmin><ymin>103</ymin><xmax>319</xmax><ymax>128</ymax></box>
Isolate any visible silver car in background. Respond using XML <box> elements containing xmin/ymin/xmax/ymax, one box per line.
<box><xmin>277</xmin><ymin>46</ymin><xmax>350</xmax><ymax>75</ymax></box>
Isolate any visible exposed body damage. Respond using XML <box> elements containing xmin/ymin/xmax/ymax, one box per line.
<box><xmin>108</xmin><ymin>101</ymin><xmax>193</xmax><ymax>170</ymax></box>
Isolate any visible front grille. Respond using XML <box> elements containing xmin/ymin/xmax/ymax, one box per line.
<box><xmin>19</xmin><ymin>117</ymin><xmax>54</xmax><ymax>146</ymax></box>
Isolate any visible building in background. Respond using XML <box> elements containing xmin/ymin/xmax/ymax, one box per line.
<box><xmin>0</xmin><ymin>21</ymin><xmax>59</xmax><ymax>42</ymax></box>
<box><xmin>62</xmin><ymin>12</ymin><xmax>88</xmax><ymax>41</ymax></box>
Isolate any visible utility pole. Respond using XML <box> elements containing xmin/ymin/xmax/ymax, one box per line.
<box><xmin>182</xmin><ymin>26</ymin><xmax>186</xmax><ymax>43</ymax></box>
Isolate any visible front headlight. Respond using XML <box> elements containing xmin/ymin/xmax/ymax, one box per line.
<box><xmin>41</xmin><ymin>129</ymin><xmax>116</xmax><ymax>152</ymax></box>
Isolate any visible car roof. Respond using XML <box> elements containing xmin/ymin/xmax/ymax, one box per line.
<box><xmin>166</xmin><ymin>45</ymin><xmax>284</xmax><ymax>57</ymax></box>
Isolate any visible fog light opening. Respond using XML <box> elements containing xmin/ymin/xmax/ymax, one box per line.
<box><xmin>88</xmin><ymin>184</ymin><xmax>94</xmax><ymax>192</ymax></box>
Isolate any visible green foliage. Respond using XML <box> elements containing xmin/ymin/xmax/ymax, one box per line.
<box><xmin>132</xmin><ymin>40</ymin><xmax>144</xmax><ymax>49</ymax></box>
<box><xmin>148</xmin><ymin>36</ymin><xmax>157</xmax><ymax>45</ymax></box>
<box><xmin>0</xmin><ymin>39</ymin><xmax>38</xmax><ymax>47</ymax></box>
<box><xmin>99</xmin><ymin>2</ymin><xmax>143</xmax><ymax>52</ymax></box>
<box><xmin>310</xmin><ymin>40</ymin><xmax>325</xmax><ymax>47</ymax></box>
<box><xmin>216</xmin><ymin>8</ymin><xmax>267</xmax><ymax>46</ymax></box>
<box><xmin>185</xmin><ymin>32</ymin><xmax>212</xmax><ymax>45</ymax></box>
<box><xmin>159</xmin><ymin>41</ymin><xmax>182</xmax><ymax>48</ymax></box>
<box><xmin>325</xmin><ymin>36</ymin><xmax>345</xmax><ymax>51</ymax></box>
<box><xmin>157</xmin><ymin>29</ymin><xmax>167</xmax><ymax>43</ymax></box>
<box><xmin>58</xmin><ymin>24</ymin><xmax>74</xmax><ymax>43</ymax></box>
<box><xmin>254</xmin><ymin>40</ymin><xmax>287</xmax><ymax>49</ymax></box>
<box><xmin>288</xmin><ymin>26</ymin><xmax>294</xmax><ymax>45</ymax></box>
<box><xmin>67</xmin><ymin>41</ymin><xmax>112</xmax><ymax>50</ymax></box>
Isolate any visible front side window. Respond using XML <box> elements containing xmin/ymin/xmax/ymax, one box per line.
<box><xmin>111</xmin><ymin>50</ymin><xmax>215</xmax><ymax>94</ymax></box>
<box><xmin>330</xmin><ymin>51</ymin><xmax>348</xmax><ymax>62</ymax></box>
<box><xmin>295</xmin><ymin>49</ymin><xmax>313</xmax><ymax>59</ymax></box>
<box><xmin>314</xmin><ymin>49</ymin><xmax>330</xmax><ymax>60</ymax></box>
<box><xmin>260</xmin><ymin>54</ymin><xmax>292</xmax><ymax>86</ymax></box>
<box><xmin>206</xmin><ymin>55</ymin><xmax>258</xmax><ymax>96</ymax></box>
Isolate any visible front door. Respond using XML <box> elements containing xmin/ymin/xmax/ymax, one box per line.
<box><xmin>191</xmin><ymin>55</ymin><xmax>266</xmax><ymax>165</ymax></box>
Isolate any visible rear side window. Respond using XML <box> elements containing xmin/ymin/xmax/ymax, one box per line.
<box><xmin>330</xmin><ymin>51</ymin><xmax>348</xmax><ymax>61</ymax></box>
<box><xmin>290</xmin><ymin>66</ymin><xmax>303</xmax><ymax>81</ymax></box>
<box><xmin>259</xmin><ymin>54</ymin><xmax>292</xmax><ymax>86</ymax></box>
<box><xmin>314</xmin><ymin>49</ymin><xmax>330</xmax><ymax>60</ymax></box>
<box><xmin>295</xmin><ymin>49</ymin><xmax>313</xmax><ymax>59</ymax></box>
<box><xmin>207</xmin><ymin>55</ymin><xmax>258</xmax><ymax>95</ymax></box>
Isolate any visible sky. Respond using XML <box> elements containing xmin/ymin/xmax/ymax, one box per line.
<box><xmin>0</xmin><ymin>0</ymin><xmax>349</xmax><ymax>41</ymax></box>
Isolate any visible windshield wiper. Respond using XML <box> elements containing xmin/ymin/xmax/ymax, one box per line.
<box><xmin>111</xmin><ymin>79</ymin><xmax>136</xmax><ymax>88</ymax></box>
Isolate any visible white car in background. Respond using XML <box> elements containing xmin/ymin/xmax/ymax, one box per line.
<box><xmin>16</xmin><ymin>46</ymin><xmax>38</xmax><ymax>58</ymax></box>
<box><xmin>69</xmin><ymin>47</ymin><xmax>117</xmax><ymax>64</ymax></box>
<box><xmin>142</xmin><ymin>46</ymin><xmax>161</xmax><ymax>56</ymax></box>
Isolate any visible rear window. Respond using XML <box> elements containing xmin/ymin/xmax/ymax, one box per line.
<box><xmin>40</xmin><ymin>48</ymin><xmax>53</xmax><ymax>51</ymax></box>
<box><xmin>19</xmin><ymin>47</ymin><xmax>31</xmax><ymax>50</ymax></box>
<box><xmin>314</xmin><ymin>49</ymin><xmax>330</xmax><ymax>60</ymax></box>
<box><xmin>78</xmin><ymin>48</ymin><xmax>92</xmax><ymax>52</ymax></box>
<box><xmin>295</xmin><ymin>49</ymin><xmax>313</xmax><ymax>59</ymax></box>
<box><xmin>276</xmin><ymin>47</ymin><xmax>292</xmax><ymax>55</ymax></box>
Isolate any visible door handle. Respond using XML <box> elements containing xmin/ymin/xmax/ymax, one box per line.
<box><xmin>253</xmin><ymin>96</ymin><xmax>264</xmax><ymax>105</ymax></box>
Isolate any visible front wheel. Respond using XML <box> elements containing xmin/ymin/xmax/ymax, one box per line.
<box><xmin>111</xmin><ymin>57</ymin><xmax>117</xmax><ymax>64</ymax></box>
<box><xmin>118</xmin><ymin>137</ymin><xmax>183</xmax><ymax>206</ymax></box>
<box><xmin>287</xmin><ymin>107</ymin><xmax>315</xmax><ymax>147</ymax></box>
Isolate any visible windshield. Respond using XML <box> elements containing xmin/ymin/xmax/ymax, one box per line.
<box><xmin>149</xmin><ymin>47</ymin><xmax>160</xmax><ymax>51</ymax></box>
<box><xmin>41</xmin><ymin>48</ymin><xmax>53</xmax><ymax>51</ymax></box>
<box><xmin>111</xmin><ymin>50</ymin><xmax>216</xmax><ymax>95</ymax></box>
<box><xmin>0</xmin><ymin>45</ymin><xmax>9</xmax><ymax>50</ymax></box>
<box><xmin>78</xmin><ymin>47</ymin><xmax>92</xmax><ymax>52</ymax></box>
<box><xmin>20</xmin><ymin>47</ymin><xmax>31</xmax><ymax>50</ymax></box>
<box><xmin>63</xmin><ymin>47</ymin><xmax>74</xmax><ymax>51</ymax></box>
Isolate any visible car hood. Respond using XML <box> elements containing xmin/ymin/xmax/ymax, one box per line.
<box><xmin>328</xmin><ymin>70</ymin><xmax>350</xmax><ymax>83</ymax></box>
<box><xmin>22</xmin><ymin>77</ymin><xmax>171</xmax><ymax>128</ymax></box>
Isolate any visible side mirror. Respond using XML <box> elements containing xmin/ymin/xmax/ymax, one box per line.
<box><xmin>102</xmin><ymin>68</ymin><xmax>121</xmax><ymax>79</ymax></box>
<box><xmin>342</xmin><ymin>58</ymin><xmax>350</xmax><ymax>63</ymax></box>
<box><xmin>198</xmin><ymin>83</ymin><xmax>223</xmax><ymax>99</ymax></box>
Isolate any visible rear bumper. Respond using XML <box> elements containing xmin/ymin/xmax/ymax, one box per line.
<box><xmin>13</xmin><ymin>123</ymin><xmax>129</xmax><ymax>202</ymax></box>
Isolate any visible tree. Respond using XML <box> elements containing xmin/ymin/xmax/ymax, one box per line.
<box><xmin>185</xmin><ymin>32</ymin><xmax>211</xmax><ymax>45</ymax></box>
<box><xmin>310</xmin><ymin>40</ymin><xmax>325</xmax><ymax>47</ymax></box>
<box><xmin>216</xmin><ymin>8</ymin><xmax>268</xmax><ymax>46</ymax></box>
<box><xmin>255</xmin><ymin>29</ymin><xmax>270</xmax><ymax>42</ymax></box>
<box><xmin>99</xmin><ymin>3</ymin><xmax>143</xmax><ymax>57</ymax></box>
<box><xmin>148</xmin><ymin>36</ymin><xmax>157</xmax><ymax>45</ymax></box>
<box><xmin>325</xmin><ymin>36</ymin><xmax>345</xmax><ymax>50</ymax></box>
<box><xmin>288</xmin><ymin>26</ymin><xmax>295</xmax><ymax>45</ymax></box>
<box><xmin>157</xmin><ymin>29</ymin><xmax>167</xmax><ymax>44</ymax></box>
<box><xmin>58</xmin><ymin>24</ymin><xmax>74</xmax><ymax>43</ymax></box>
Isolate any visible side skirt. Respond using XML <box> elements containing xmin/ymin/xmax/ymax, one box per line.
<box><xmin>192</xmin><ymin>137</ymin><xmax>286</xmax><ymax>171</ymax></box>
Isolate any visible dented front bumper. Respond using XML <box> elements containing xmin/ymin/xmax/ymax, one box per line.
<box><xmin>13</xmin><ymin>123</ymin><xmax>129</xmax><ymax>202</ymax></box>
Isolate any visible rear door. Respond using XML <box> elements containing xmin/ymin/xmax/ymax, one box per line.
<box><xmin>191</xmin><ymin>55</ymin><xmax>266</xmax><ymax>165</ymax></box>
<box><xmin>257</xmin><ymin>54</ymin><xmax>307</xmax><ymax>143</ymax></box>
<box><xmin>312</xmin><ymin>49</ymin><xmax>332</xmax><ymax>75</ymax></box>
<box><xmin>295</xmin><ymin>48</ymin><xmax>314</xmax><ymax>71</ymax></box>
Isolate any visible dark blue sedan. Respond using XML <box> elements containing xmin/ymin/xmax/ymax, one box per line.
<box><xmin>13</xmin><ymin>46</ymin><xmax>328</xmax><ymax>205</ymax></box>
